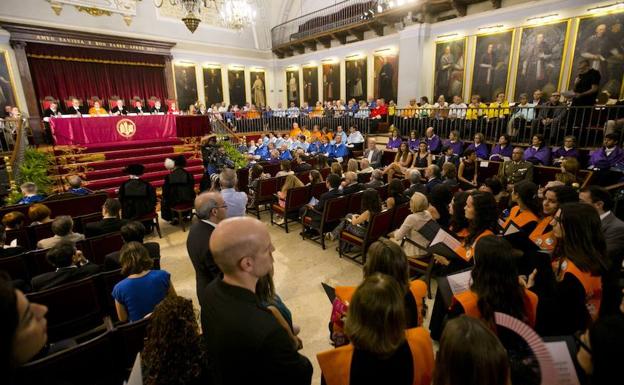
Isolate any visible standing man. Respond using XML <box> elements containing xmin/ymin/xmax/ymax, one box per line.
<box><xmin>187</xmin><ymin>191</ymin><xmax>226</xmax><ymax>306</ymax></box>
<box><xmin>572</xmin><ymin>59</ymin><xmax>601</xmax><ymax>107</ymax></box>
<box><xmin>219</xmin><ymin>168</ymin><xmax>247</xmax><ymax>217</ymax></box>
<box><xmin>201</xmin><ymin>217</ymin><xmax>313</xmax><ymax>385</ymax></box>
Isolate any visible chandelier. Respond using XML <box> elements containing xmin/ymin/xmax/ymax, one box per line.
<box><xmin>153</xmin><ymin>0</ymin><xmax>256</xmax><ymax>33</ymax></box>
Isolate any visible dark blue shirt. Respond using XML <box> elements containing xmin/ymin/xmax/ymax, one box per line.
<box><xmin>112</xmin><ymin>270</ymin><xmax>170</xmax><ymax>322</ymax></box>
<box><xmin>18</xmin><ymin>194</ymin><xmax>44</xmax><ymax>205</ymax></box>
<box><xmin>68</xmin><ymin>187</ymin><xmax>91</xmax><ymax>196</ymax></box>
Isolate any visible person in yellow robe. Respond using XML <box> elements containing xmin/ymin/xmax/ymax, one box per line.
<box><xmin>487</xmin><ymin>92</ymin><xmax>510</xmax><ymax>118</ymax></box>
<box><xmin>301</xmin><ymin>125</ymin><xmax>311</xmax><ymax>140</ymax></box>
<box><xmin>289</xmin><ymin>122</ymin><xmax>302</xmax><ymax>138</ymax></box>
<box><xmin>88</xmin><ymin>101</ymin><xmax>108</xmax><ymax>116</ymax></box>
<box><xmin>466</xmin><ymin>95</ymin><xmax>487</xmax><ymax>120</ymax></box>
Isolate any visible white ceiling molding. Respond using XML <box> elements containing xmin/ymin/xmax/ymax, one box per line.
<box><xmin>47</xmin><ymin>0</ymin><xmax>138</xmax><ymax>25</ymax></box>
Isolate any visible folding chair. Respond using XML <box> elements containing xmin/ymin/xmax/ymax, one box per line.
<box><xmin>301</xmin><ymin>195</ymin><xmax>349</xmax><ymax>250</ymax></box>
<box><xmin>339</xmin><ymin>208</ymin><xmax>394</xmax><ymax>264</ymax></box>
<box><xmin>86</xmin><ymin>232</ymin><xmax>125</xmax><ymax>265</ymax></box>
<box><xmin>270</xmin><ymin>185</ymin><xmax>310</xmax><ymax>233</ymax></box>
<box><xmin>249</xmin><ymin>177</ymin><xmax>277</xmax><ymax>219</ymax></box>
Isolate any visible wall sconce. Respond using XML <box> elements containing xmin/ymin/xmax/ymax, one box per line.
<box><xmin>478</xmin><ymin>24</ymin><xmax>504</xmax><ymax>34</ymax></box>
<box><xmin>588</xmin><ymin>2</ymin><xmax>624</xmax><ymax>13</ymax></box>
<box><xmin>526</xmin><ymin>14</ymin><xmax>560</xmax><ymax>25</ymax></box>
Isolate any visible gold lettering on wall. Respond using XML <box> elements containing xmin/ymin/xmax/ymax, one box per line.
<box><xmin>32</xmin><ymin>35</ymin><xmax>158</xmax><ymax>52</ymax></box>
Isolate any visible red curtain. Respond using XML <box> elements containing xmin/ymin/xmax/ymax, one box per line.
<box><xmin>26</xmin><ymin>43</ymin><xmax>167</xmax><ymax>111</ymax></box>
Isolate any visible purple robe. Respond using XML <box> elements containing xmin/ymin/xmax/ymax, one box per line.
<box><xmin>523</xmin><ymin>145</ymin><xmax>551</xmax><ymax>166</ymax></box>
<box><xmin>386</xmin><ymin>137</ymin><xmax>402</xmax><ymax>149</ymax></box>
<box><xmin>408</xmin><ymin>138</ymin><xmax>419</xmax><ymax>151</ymax></box>
<box><xmin>552</xmin><ymin>147</ymin><xmax>579</xmax><ymax>161</ymax></box>
<box><xmin>443</xmin><ymin>139</ymin><xmax>464</xmax><ymax>156</ymax></box>
<box><xmin>466</xmin><ymin>142</ymin><xmax>489</xmax><ymax>159</ymax></box>
<box><xmin>425</xmin><ymin>135</ymin><xmax>442</xmax><ymax>154</ymax></box>
<box><xmin>589</xmin><ymin>146</ymin><xmax>624</xmax><ymax>169</ymax></box>
<box><xmin>490</xmin><ymin>144</ymin><xmax>513</xmax><ymax>161</ymax></box>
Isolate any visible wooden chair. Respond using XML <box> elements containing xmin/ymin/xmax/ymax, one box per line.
<box><xmin>134</xmin><ymin>212</ymin><xmax>162</xmax><ymax>238</ymax></box>
<box><xmin>357</xmin><ymin>172</ymin><xmax>372</xmax><ymax>184</ymax></box>
<box><xmin>236</xmin><ymin>168</ymin><xmax>250</xmax><ymax>193</ymax></box>
<box><xmin>375</xmin><ymin>184</ymin><xmax>389</xmax><ymax>201</ymax></box>
<box><xmin>401</xmin><ymin>237</ymin><xmax>435</xmax><ymax>297</ymax></box>
<box><xmin>270</xmin><ymin>185</ymin><xmax>310</xmax><ymax>233</ymax></box>
<box><xmin>86</xmin><ymin>232</ymin><xmax>125</xmax><ymax>265</ymax></box>
<box><xmin>43</xmin><ymin>192</ymin><xmax>78</xmax><ymax>201</ymax></box>
<box><xmin>27</xmin><ymin>276</ymin><xmax>109</xmax><ymax>342</ymax></box>
<box><xmin>339</xmin><ymin>208</ymin><xmax>394</xmax><ymax>264</ymax></box>
<box><xmin>0</xmin><ymin>253</ymin><xmax>29</xmax><ymax>282</ymax></box>
<box><xmin>114</xmin><ymin>316</ymin><xmax>151</xmax><ymax>373</ymax></box>
<box><xmin>29</xmin><ymin>222</ymin><xmax>54</xmax><ymax>245</ymax></box>
<box><xmin>24</xmin><ymin>248</ymin><xmax>54</xmax><ymax>278</ymax></box>
<box><xmin>301</xmin><ymin>195</ymin><xmax>349</xmax><ymax>250</ymax></box>
<box><xmin>6</xmin><ymin>228</ymin><xmax>31</xmax><ymax>249</ymax></box>
<box><xmin>310</xmin><ymin>182</ymin><xmax>328</xmax><ymax>199</ymax></box>
<box><xmin>170</xmin><ymin>202</ymin><xmax>194</xmax><ymax>232</ymax></box>
<box><xmin>390</xmin><ymin>202</ymin><xmax>411</xmax><ymax>233</ymax></box>
<box><xmin>74</xmin><ymin>212</ymin><xmax>104</xmax><ymax>234</ymax></box>
<box><xmin>347</xmin><ymin>190</ymin><xmax>364</xmax><ymax>214</ymax></box>
<box><xmin>98</xmin><ymin>269</ymin><xmax>124</xmax><ymax>321</ymax></box>
<box><xmin>249</xmin><ymin>177</ymin><xmax>277</xmax><ymax>219</ymax></box>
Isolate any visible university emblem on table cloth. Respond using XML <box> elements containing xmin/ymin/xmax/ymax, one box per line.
<box><xmin>116</xmin><ymin>119</ymin><xmax>136</xmax><ymax>138</ymax></box>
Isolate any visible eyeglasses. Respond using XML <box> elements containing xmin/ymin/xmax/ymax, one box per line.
<box><xmin>216</xmin><ymin>205</ymin><xmax>228</xmax><ymax>209</ymax></box>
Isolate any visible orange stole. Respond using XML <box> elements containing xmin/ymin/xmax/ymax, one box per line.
<box><xmin>336</xmin><ymin>281</ymin><xmax>427</xmax><ymax>326</ymax></box>
<box><xmin>503</xmin><ymin>206</ymin><xmax>538</xmax><ymax>230</ymax></box>
<box><xmin>453</xmin><ymin>230</ymin><xmax>494</xmax><ymax>262</ymax></box>
<box><xmin>529</xmin><ymin>216</ymin><xmax>556</xmax><ymax>251</ymax></box>
<box><xmin>559</xmin><ymin>259</ymin><xmax>602</xmax><ymax>320</ymax></box>
<box><xmin>452</xmin><ymin>289</ymin><xmax>539</xmax><ymax>327</ymax></box>
<box><xmin>317</xmin><ymin>327</ymin><xmax>434</xmax><ymax>385</ymax></box>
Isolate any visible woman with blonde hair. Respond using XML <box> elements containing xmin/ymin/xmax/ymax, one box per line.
<box><xmin>555</xmin><ymin>157</ymin><xmax>579</xmax><ymax>186</ymax></box>
<box><xmin>347</xmin><ymin>158</ymin><xmax>359</xmax><ymax>173</ymax></box>
<box><xmin>330</xmin><ymin>161</ymin><xmax>343</xmax><ymax>178</ymax></box>
<box><xmin>275</xmin><ymin>174</ymin><xmax>304</xmax><ymax>224</ymax></box>
<box><xmin>394</xmin><ymin>192</ymin><xmax>433</xmax><ymax>258</ymax></box>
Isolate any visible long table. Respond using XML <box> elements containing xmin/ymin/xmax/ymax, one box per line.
<box><xmin>50</xmin><ymin>115</ymin><xmax>211</xmax><ymax>145</ymax></box>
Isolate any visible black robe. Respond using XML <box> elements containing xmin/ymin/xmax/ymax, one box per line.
<box><xmin>161</xmin><ymin>167</ymin><xmax>196</xmax><ymax>221</ymax></box>
<box><xmin>118</xmin><ymin>178</ymin><xmax>157</xmax><ymax>220</ymax></box>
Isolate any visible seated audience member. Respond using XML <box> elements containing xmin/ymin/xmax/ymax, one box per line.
<box><xmin>436</xmin><ymin>145</ymin><xmax>460</xmax><ymax>168</ymax></box>
<box><xmin>364</xmin><ymin>169</ymin><xmax>384</xmax><ymax>188</ymax></box>
<box><xmin>394</xmin><ymin>192</ymin><xmax>433</xmax><ymax>258</ymax></box>
<box><xmin>66</xmin><ymin>175</ymin><xmax>92</xmax><ymax>196</ymax></box>
<box><xmin>301</xmin><ymin>173</ymin><xmax>342</xmax><ymax>231</ymax></box>
<box><xmin>202</xmin><ymin>217</ymin><xmax>313</xmax><ymax>384</ymax></box>
<box><xmin>327</xmin><ymin>188</ymin><xmax>380</xmax><ymax>241</ymax></box>
<box><xmin>489</xmin><ymin>134</ymin><xmax>513</xmax><ymax>162</ymax></box>
<box><xmin>247</xmin><ymin>164</ymin><xmax>270</xmax><ymax>207</ymax></box>
<box><xmin>85</xmin><ymin>198</ymin><xmax>127</xmax><ymax>237</ymax></box>
<box><xmin>293</xmin><ymin>153</ymin><xmax>312</xmax><ymax>173</ymax></box>
<box><xmin>458</xmin><ymin>149</ymin><xmax>478</xmax><ymax>190</ymax></box>
<box><xmin>330</xmin><ymin>162</ymin><xmax>343</xmax><ymax>178</ymax></box>
<box><xmin>276</xmin><ymin>160</ymin><xmax>294</xmax><ymax>177</ymax></box>
<box><xmin>387</xmin><ymin>179</ymin><xmax>410</xmax><ymax>209</ymax></box>
<box><xmin>142</xmin><ymin>295</ymin><xmax>209</xmax><ymax>385</ymax></box>
<box><xmin>88</xmin><ymin>100</ymin><xmax>107</xmax><ymax>116</ymax></box>
<box><xmin>418</xmin><ymin>97</ymin><xmax>432</xmax><ymax>117</ymax></box>
<box><xmin>279</xmin><ymin>143</ymin><xmax>293</xmax><ymax>161</ymax></box>
<box><xmin>466</xmin><ymin>94</ymin><xmax>487</xmax><ymax>121</ymax></box>
<box><xmin>28</xmin><ymin>203</ymin><xmax>52</xmax><ymax>226</ymax></box>
<box><xmin>528</xmin><ymin>203</ymin><xmax>606</xmax><ymax>336</ymax></box>
<box><xmin>535</xmin><ymin>91</ymin><xmax>566</xmax><ymax>133</ymax></box>
<box><xmin>386</xmin><ymin>128</ymin><xmax>402</xmax><ymax>150</ymax></box>
<box><xmin>318</xmin><ymin>273</ymin><xmax>433</xmax><ymax>385</ymax></box>
<box><xmin>275</xmin><ymin>175</ymin><xmax>305</xmax><ymax>223</ymax></box>
<box><xmin>0</xmin><ymin>273</ymin><xmax>49</xmax><ymax>383</ymax></box>
<box><xmin>219</xmin><ymin>168</ymin><xmax>247</xmax><ymax>218</ymax></box>
<box><xmin>149</xmin><ymin>100</ymin><xmax>166</xmax><ymax>114</ymax></box>
<box><xmin>523</xmin><ymin>134</ymin><xmax>551</xmax><ymax>165</ymax></box>
<box><xmin>346</xmin><ymin>126</ymin><xmax>365</xmax><ymax>149</ymax></box>
<box><xmin>530</xmin><ymin>185</ymin><xmax>578</xmax><ymax>254</ymax></box>
<box><xmin>161</xmin><ymin>155</ymin><xmax>196</xmax><ymax>223</ymax></box>
<box><xmin>433</xmin><ymin>95</ymin><xmax>449</xmax><ymax>118</ymax></box>
<box><xmin>556</xmin><ymin>157</ymin><xmax>579</xmax><ymax>186</ymax></box>
<box><xmin>104</xmin><ymin>221</ymin><xmax>161</xmax><ymax>271</ymax></box>
<box><xmin>449</xmin><ymin>236</ymin><xmax>538</xmax><ymax>327</ymax></box>
<box><xmin>358</xmin><ymin>158</ymin><xmax>374</xmax><ymax>174</ymax></box>
<box><xmin>2</xmin><ymin>211</ymin><xmax>25</xmax><ymax>230</ymax></box>
<box><xmin>577</xmin><ymin>315</ymin><xmax>624</xmax><ymax>385</ymax></box>
<box><xmin>404</xmin><ymin>169</ymin><xmax>426</xmax><ymax>198</ymax></box>
<box><xmin>31</xmin><ymin>242</ymin><xmax>100</xmax><ymax>291</ymax></box>
<box><xmin>589</xmin><ymin>133</ymin><xmax>624</xmax><ymax>170</ymax></box>
<box><xmin>503</xmin><ymin>180</ymin><xmax>540</xmax><ymax>234</ymax></box>
<box><xmin>507</xmin><ymin>93</ymin><xmax>535</xmax><ymax>136</ymax></box>
<box><xmin>478</xmin><ymin>177</ymin><xmax>509</xmax><ymax>214</ymax></box>
<box><xmin>363</xmin><ymin>138</ymin><xmax>382</xmax><ymax>169</ymax></box>
<box><xmin>443</xmin><ymin>130</ymin><xmax>463</xmax><ymax>156</ymax></box>
<box><xmin>412</xmin><ymin>141</ymin><xmax>432</xmax><ymax>169</ymax></box>
<box><xmin>424</xmin><ymin>165</ymin><xmax>443</xmax><ymax>193</ymax></box>
<box><xmin>132</xmin><ymin>100</ymin><xmax>146</xmax><ymax>114</ymax></box>
<box><xmin>332</xmin><ymin>239</ymin><xmax>428</xmax><ymax>346</ymax></box>
<box><xmin>433</xmin><ymin>316</ymin><xmax>510</xmax><ymax>385</ymax></box>
<box><xmin>309</xmin><ymin>170</ymin><xmax>323</xmax><ymax>185</ymax></box>
<box><xmin>67</xmin><ymin>98</ymin><xmax>83</xmax><ymax>115</ymax></box>
<box><xmin>36</xmin><ymin>216</ymin><xmax>85</xmax><ymax>249</ymax></box>
<box><xmin>113</xmin><ymin>242</ymin><xmax>174</xmax><ymax>322</ymax></box>
<box><xmin>340</xmin><ymin>171</ymin><xmax>363</xmax><ymax>195</ymax></box>
<box><xmin>408</xmin><ymin>130</ymin><xmax>419</xmax><ymax>152</ymax></box>
<box><xmin>424</xmin><ymin>127</ymin><xmax>442</xmax><ymax>154</ymax></box>
<box><xmin>328</xmin><ymin>134</ymin><xmax>348</xmax><ymax>162</ymax></box>
<box><xmin>487</xmin><ymin>92</ymin><xmax>510</xmax><ymax>119</ymax></box>
<box><xmin>441</xmin><ymin>163</ymin><xmax>459</xmax><ymax>189</ymax></box>
<box><xmin>498</xmin><ymin>147</ymin><xmax>534</xmax><ymax>189</ymax></box>
<box><xmin>448</xmin><ymin>191</ymin><xmax>470</xmax><ymax>238</ymax></box>
<box><xmin>552</xmin><ymin>136</ymin><xmax>579</xmax><ymax>166</ymax></box>
<box><xmin>448</xmin><ymin>95</ymin><xmax>467</xmax><ymax>119</ymax></box>
<box><xmin>110</xmin><ymin>99</ymin><xmax>128</xmax><ymax>115</ymax></box>
<box><xmin>17</xmin><ymin>182</ymin><xmax>44</xmax><ymax>205</ymax></box>
<box><xmin>466</xmin><ymin>133</ymin><xmax>489</xmax><ymax>160</ymax></box>
<box><xmin>118</xmin><ymin>164</ymin><xmax>157</xmax><ymax>220</ymax></box>
<box><xmin>383</xmin><ymin>142</ymin><xmax>412</xmax><ymax>182</ymax></box>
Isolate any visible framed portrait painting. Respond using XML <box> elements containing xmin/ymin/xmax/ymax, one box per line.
<box><xmin>285</xmin><ymin>69</ymin><xmax>300</xmax><ymax>107</ymax></box>
<box><xmin>470</xmin><ymin>30</ymin><xmax>515</xmax><ymax>102</ymax></box>
<box><xmin>433</xmin><ymin>38</ymin><xmax>466</xmax><ymax>102</ymax></box>
<box><xmin>322</xmin><ymin>63</ymin><xmax>340</xmax><ymax>102</ymax></box>
<box><xmin>568</xmin><ymin>11</ymin><xmax>624</xmax><ymax>98</ymax></box>
<box><xmin>249</xmin><ymin>71</ymin><xmax>266</xmax><ymax>108</ymax></box>
<box><xmin>0</xmin><ymin>51</ymin><xmax>17</xmax><ymax>116</ymax></box>
<box><xmin>174</xmin><ymin>64</ymin><xmax>198</xmax><ymax>111</ymax></box>
<box><xmin>203</xmin><ymin>66</ymin><xmax>223</xmax><ymax>107</ymax></box>
<box><xmin>514</xmin><ymin>20</ymin><xmax>571</xmax><ymax>100</ymax></box>
<box><xmin>345</xmin><ymin>57</ymin><xmax>367</xmax><ymax>102</ymax></box>
<box><xmin>374</xmin><ymin>53</ymin><xmax>398</xmax><ymax>103</ymax></box>
<box><xmin>302</xmin><ymin>66</ymin><xmax>318</xmax><ymax>106</ymax></box>
<box><xmin>228</xmin><ymin>69</ymin><xmax>246</xmax><ymax>107</ymax></box>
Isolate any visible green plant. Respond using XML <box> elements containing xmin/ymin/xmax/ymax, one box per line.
<box><xmin>5</xmin><ymin>148</ymin><xmax>55</xmax><ymax>205</ymax></box>
<box><xmin>222</xmin><ymin>140</ymin><xmax>248</xmax><ymax>170</ymax></box>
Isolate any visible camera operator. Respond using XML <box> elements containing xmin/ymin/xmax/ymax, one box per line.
<box><xmin>201</xmin><ymin>135</ymin><xmax>234</xmax><ymax>175</ymax></box>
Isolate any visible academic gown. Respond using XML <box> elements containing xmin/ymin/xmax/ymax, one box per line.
<box><xmin>161</xmin><ymin>167</ymin><xmax>196</xmax><ymax>221</ymax></box>
<box><xmin>110</xmin><ymin>106</ymin><xmax>128</xmax><ymax>115</ymax></box>
<box><xmin>466</xmin><ymin>143</ymin><xmax>489</xmax><ymax>159</ymax></box>
<box><xmin>425</xmin><ymin>136</ymin><xmax>442</xmax><ymax>154</ymax></box>
<box><xmin>118</xmin><ymin>178</ymin><xmax>157</xmax><ymax>220</ymax></box>
<box><xmin>589</xmin><ymin>146</ymin><xmax>624</xmax><ymax>169</ymax></box>
<box><xmin>523</xmin><ymin>146</ymin><xmax>551</xmax><ymax>166</ymax></box>
<box><xmin>490</xmin><ymin>144</ymin><xmax>513</xmax><ymax>161</ymax></box>
<box><xmin>443</xmin><ymin>140</ymin><xmax>463</xmax><ymax>156</ymax></box>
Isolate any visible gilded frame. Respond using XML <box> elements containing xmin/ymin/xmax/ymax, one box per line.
<box><xmin>173</xmin><ymin>63</ymin><xmax>198</xmax><ymax>111</ymax></box>
<box><xmin>469</xmin><ymin>28</ymin><xmax>516</xmax><ymax>102</ymax></box>
<box><xmin>0</xmin><ymin>49</ymin><xmax>20</xmax><ymax>112</ymax></box>
<box><xmin>432</xmin><ymin>36</ymin><xmax>468</xmax><ymax>101</ymax></box>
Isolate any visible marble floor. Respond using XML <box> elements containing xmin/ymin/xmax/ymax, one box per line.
<box><xmin>152</xmin><ymin>211</ymin><xmax>434</xmax><ymax>385</ymax></box>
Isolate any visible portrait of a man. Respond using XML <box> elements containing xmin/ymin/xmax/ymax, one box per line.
<box><xmin>433</xmin><ymin>38</ymin><xmax>466</xmax><ymax>101</ymax></box>
<box><xmin>471</xmin><ymin>30</ymin><xmax>514</xmax><ymax>102</ymax></box>
<box><xmin>0</xmin><ymin>52</ymin><xmax>16</xmax><ymax>118</ymax></box>
<box><xmin>286</xmin><ymin>70</ymin><xmax>299</xmax><ymax>106</ymax></box>
<box><xmin>374</xmin><ymin>54</ymin><xmax>398</xmax><ymax>103</ymax></box>
<box><xmin>322</xmin><ymin>63</ymin><xmax>340</xmax><ymax>101</ymax></box>
<box><xmin>203</xmin><ymin>67</ymin><xmax>223</xmax><ymax>107</ymax></box>
<box><xmin>515</xmin><ymin>21</ymin><xmax>569</xmax><ymax>99</ymax></box>
<box><xmin>228</xmin><ymin>70</ymin><xmax>246</xmax><ymax>107</ymax></box>
<box><xmin>302</xmin><ymin>67</ymin><xmax>318</xmax><ymax>105</ymax></box>
<box><xmin>250</xmin><ymin>71</ymin><xmax>266</xmax><ymax>108</ymax></box>
<box><xmin>174</xmin><ymin>65</ymin><xmax>198</xmax><ymax>112</ymax></box>
<box><xmin>346</xmin><ymin>57</ymin><xmax>367</xmax><ymax>101</ymax></box>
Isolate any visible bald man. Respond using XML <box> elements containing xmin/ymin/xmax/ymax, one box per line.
<box><xmin>201</xmin><ymin>217</ymin><xmax>312</xmax><ymax>385</ymax></box>
<box><xmin>67</xmin><ymin>175</ymin><xmax>92</xmax><ymax>196</ymax></box>
<box><xmin>186</xmin><ymin>192</ymin><xmax>227</xmax><ymax>305</ymax></box>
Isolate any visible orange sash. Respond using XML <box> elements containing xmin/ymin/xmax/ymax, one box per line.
<box><xmin>503</xmin><ymin>206</ymin><xmax>538</xmax><ymax>230</ymax></box>
<box><xmin>559</xmin><ymin>259</ymin><xmax>602</xmax><ymax>320</ymax></box>
<box><xmin>453</xmin><ymin>289</ymin><xmax>539</xmax><ymax>327</ymax></box>
<box><xmin>529</xmin><ymin>216</ymin><xmax>556</xmax><ymax>252</ymax></box>
<box><xmin>317</xmin><ymin>327</ymin><xmax>434</xmax><ymax>385</ymax></box>
<box><xmin>454</xmin><ymin>230</ymin><xmax>494</xmax><ymax>262</ymax></box>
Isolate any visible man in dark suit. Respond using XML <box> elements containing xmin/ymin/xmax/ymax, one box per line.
<box><xmin>132</xmin><ymin>100</ymin><xmax>146</xmax><ymax>114</ymax></box>
<box><xmin>66</xmin><ymin>98</ymin><xmax>83</xmax><ymax>116</ymax></box>
<box><xmin>200</xmin><ymin>217</ymin><xmax>312</xmax><ymax>385</ymax></box>
<box><xmin>363</xmin><ymin>169</ymin><xmax>384</xmax><ymax>189</ymax></box>
<box><xmin>424</xmin><ymin>164</ymin><xmax>442</xmax><ymax>193</ymax></box>
<box><xmin>405</xmin><ymin>169</ymin><xmax>427</xmax><ymax>198</ymax></box>
<box><xmin>340</xmin><ymin>171</ymin><xmax>362</xmax><ymax>195</ymax></box>
<box><xmin>110</xmin><ymin>99</ymin><xmax>128</xmax><ymax>115</ymax></box>
<box><xmin>436</xmin><ymin>145</ymin><xmax>460</xmax><ymax>168</ymax></box>
<box><xmin>362</xmin><ymin>138</ymin><xmax>382</xmax><ymax>169</ymax></box>
<box><xmin>43</xmin><ymin>101</ymin><xmax>62</xmax><ymax>119</ymax></box>
<box><xmin>149</xmin><ymin>100</ymin><xmax>166</xmax><ymax>114</ymax></box>
<box><xmin>300</xmin><ymin>173</ymin><xmax>342</xmax><ymax>231</ymax></box>
<box><xmin>104</xmin><ymin>221</ymin><xmax>160</xmax><ymax>271</ymax></box>
<box><xmin>580</xmin><ymin>186</ymin><xmax>624</xmax><ymax>316</ymax></box>
<box><xmin>31</xmin><ymin>242</ymin><xmax>100</xmax><ymax>291</ymax></box>
<box><xmin>85</xmin><ymin>198</ymin><xmax>127</xmax><ymax>238</ymax></box>
<box><xmin>186</xmin><ymin>191</ymin><xmax>226</xmax><ymax>306</ymax></box>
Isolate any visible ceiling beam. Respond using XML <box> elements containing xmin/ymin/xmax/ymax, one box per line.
<box><xmin>303</xmin><ymin>40</ymin><xmax>317</xmax><ymax>51</ymax></box>
<box><xmin>293</xmin><ymin>43</ymin><xmax>305</xmax><ymax>54</ymax></box>
<box><xmin>315</xmin><ymin>36</ymin><xmax>331</xmax><ymax>49</ymax></box>
<box><xmin>330</xmin><ymin>32</ymin><xmax>348</xmax><ymax>45</ymax></box>
<box><xmin>348</xmin><ymin>29</ymin><xmax>365</xmax><ymax>41</ymax></box>
<box><xmin>451</xmin><ymin>0</ymin><xmax>467</xmax><ymax>17</ymax></box>
<box><xmin>491</xmin><ymin>0</ymin><xmax>501</xmax><ymax>9</ymax></box>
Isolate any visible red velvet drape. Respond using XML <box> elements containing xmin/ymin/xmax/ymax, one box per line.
<box><xmin>26</xmin><ymin>43</ymin><xmax>167</xmax><ymax>111</ymax></box>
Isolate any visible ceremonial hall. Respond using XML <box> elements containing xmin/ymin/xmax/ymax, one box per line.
<box><xmin>1</xmin><ymin>0</ymin><xmax>624</xmax><ymax>384</ymax></box>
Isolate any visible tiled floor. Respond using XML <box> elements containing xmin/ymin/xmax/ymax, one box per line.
<box><xmin>153</xmin><ymin>211</ymin><xmax>434</xmax><ymax>385</ymax></box>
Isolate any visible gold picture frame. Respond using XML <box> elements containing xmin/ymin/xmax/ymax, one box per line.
<box><xmin>432</xmin><ymin>36</ymin><xmax>467</xmax><ymax>101</ymax></box>
<box><xmin>0</xmin><ymin>49</ymin><xmax>20</xmax><ymax>113</ymax></box>
<box><xmin>173</xmin><ymin>63</ymin><xmax>198</xmax><ymax>111</ymax></box>
<box><xmin>469</xmin><ymin>28</ymin><xmax>516</xmax><ymax>102</ymax></box>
